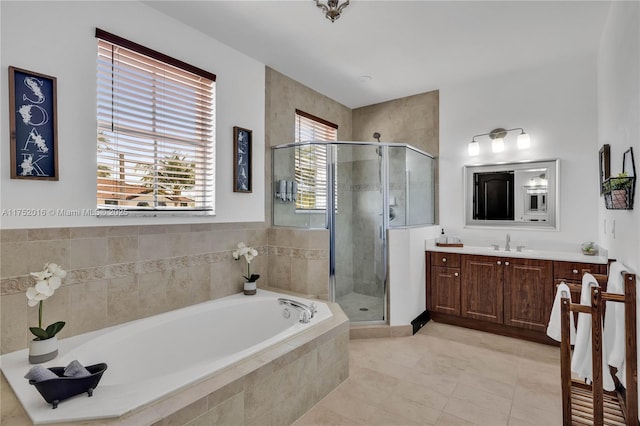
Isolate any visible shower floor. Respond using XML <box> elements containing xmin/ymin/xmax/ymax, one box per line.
<box><xmin>336</xmin><ymin>292</ymin><xmax>384</xmax><ymax>322</ymax></box>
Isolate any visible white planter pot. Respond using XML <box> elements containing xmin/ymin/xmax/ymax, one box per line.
<box><xmin>244</xmin><ymin>281</ymin><xmax>257</xmax><ymax>295</ymax></box>
<box><xmin>29</xmin><ymin>336</ymin><xmax>58</xmax><ymax>364</ymax></box>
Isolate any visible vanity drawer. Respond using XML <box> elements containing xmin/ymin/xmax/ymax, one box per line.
<box><xmin>553</xmin><ymin>261</ymin><xmax>607</xmax><ymax>280</ymax></box>
<box><xmin>431</xmin><ymin>252</ymin><xmax>461</xmax><ymax>268</ymax></box>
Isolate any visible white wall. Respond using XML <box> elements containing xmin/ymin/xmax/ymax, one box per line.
<box><xmin>597</xmin><ymin>1</ymin><xmax>640</xmax><ymax>272</ymax></box>
<box><xmin>0</xmin><ymin>1</ymin><xmax>265</xmax><ymax>229</ymax></box>
<box><xmin>597</xmin><ymin>3</ymin><xmax>640</xmax><ymax>417</ymax></box>
<box><xmin>388</xmin><ymin>225</ymin><xmax>440</xmax><ymax>326</ymax></box>
<box><xmin>439</xmin><ymin>54</ymin><xmax>600</xmax><ymax>246</ymax></box>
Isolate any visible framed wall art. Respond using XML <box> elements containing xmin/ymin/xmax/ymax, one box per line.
<box><xmin>233</xmin><ymin>126</ymin><xmax>252</xmax><ymax>193</ymax></box>
<box><xmin>599</xmin><ymin>144</ymin><xmax>610</xmax><ymax>194</ymax></box>
<box><xmin>8</xmin><ymin>66</ymin><xmax>58</xmax><ymax>180</ymax></box>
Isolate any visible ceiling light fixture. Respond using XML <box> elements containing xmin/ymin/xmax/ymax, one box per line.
<box><xmin>468</xmin><ymin>127</ymin><xmax>531</xmax><ymax>156</ymax></box>
<box><xmin>315</xmin><ymin>0</ymin><xmax>350</xmax><ymax>22</ymax></box>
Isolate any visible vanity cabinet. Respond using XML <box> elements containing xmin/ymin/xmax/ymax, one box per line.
<box><xmin>428</xmin><ymin>252</ymin><xmax>461</xmax><ymax>315</ymax></box>
<box><xmin>553</xmin><ymin>261</ymin><xmax>608</xmax><ymax>304</ymax></box>
<box><xmin>460</xmin><ymin>255</ymin><xmax>552</xmax><ymax>331</ymax></box>
<box><xmin>426</xmin><ymin>250</ymin><xmax>604</xmax><ymax>343</ymax></box>
<box><xmin>461</xmin><ymin>255</ymin><xmax>503</xmax><ymax>324</ymax></box>
<box><xmin>503</xmin><ymin>258</ymin><xmax>553</xmax><ymax>332</ymax></box>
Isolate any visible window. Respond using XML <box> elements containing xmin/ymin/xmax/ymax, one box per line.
<box><xmin>294</xmin><ymin>110</ymin><xmax>337</xmax><ymax>210</ymax></box>
<box><xmin>96</xmin><ymin>29</ymin><xmax>216</xmax><ymax>213</ymax></box>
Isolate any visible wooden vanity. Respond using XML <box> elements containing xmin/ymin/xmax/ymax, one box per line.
<box><xmin>426</xmin><ymin>249</ymin><xmax>607</xmax><ymax>344</ymax></box>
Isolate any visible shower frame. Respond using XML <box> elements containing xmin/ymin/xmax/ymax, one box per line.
<box><xmin>272</xmin><ymin>141</ymin><xmax>435</xmax><ymax>324</ymax></box>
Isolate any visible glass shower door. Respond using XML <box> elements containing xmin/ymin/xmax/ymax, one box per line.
<box><xmin>332</xmin><ymin>144</ymin><xmax>386</xmax><ymax>322</ymax></box>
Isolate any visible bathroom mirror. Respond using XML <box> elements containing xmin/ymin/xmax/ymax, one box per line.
<box><xmin>464</xmin><ymin>159</ymin><xmax>559</xmax><ymax>229</ymax></box>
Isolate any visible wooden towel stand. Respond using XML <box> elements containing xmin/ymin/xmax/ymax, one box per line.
<box><xmin>560</xmin><ymin>272</ymin><xmax>638</xmax><ymax>426</ymax></box>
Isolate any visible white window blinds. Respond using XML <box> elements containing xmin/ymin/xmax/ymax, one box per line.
<box><xmin>294</xmin><ymin>110</ymin><xmax>337</xmax><ymax>210</ymax></box>
<box><xmin>96</xmin><ymin>29</ymin><xmax>216</xmax><ymax>212</ymax></box>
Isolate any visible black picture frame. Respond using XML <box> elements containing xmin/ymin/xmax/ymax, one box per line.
<box><xmin>8</xmin><ymin>66</ymin><xmax>58</xmax><ymax>180</ymax></box>
<box><xmin>599</xmin><ymin>144</ymin><xmax>610</xmax><ymax>195</ymax></box>
<box><xmin>233</xmin><ymin>126</ymin><xmax>252</xmax><ymax>193</ymax></box>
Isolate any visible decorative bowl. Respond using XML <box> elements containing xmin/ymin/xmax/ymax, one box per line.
<box><xmin>28</xmin><ymin>363</ymin><xmax>107</xmax><ymax>409</ymax></box>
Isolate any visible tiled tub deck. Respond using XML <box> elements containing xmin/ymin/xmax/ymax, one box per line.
<box><xmin>1</xmin><ymin>301</ymin><xmax>349</xmax><ymax>426</ymax></box>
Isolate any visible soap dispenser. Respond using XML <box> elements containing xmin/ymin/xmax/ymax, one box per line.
<box><xmin>438</xmin><ymin>228</ymin><xmax>447</xmax><ymax>244</ymax></box>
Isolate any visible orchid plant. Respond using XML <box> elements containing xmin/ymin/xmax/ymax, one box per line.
<box><xmin>232</xmin><ymin>242</ymin><xmax>260</xmax><ymax>282</ymax></box>
<box><xmin>26</xmin><ymin>263</ymin><xmax>67</xmax><ymax>340</ymax></box>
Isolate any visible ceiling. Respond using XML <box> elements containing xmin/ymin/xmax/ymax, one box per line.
<box><xmin>145</xmin><ymin>0</ymin><xmax>611</xmax><ymax>109</ymax></box>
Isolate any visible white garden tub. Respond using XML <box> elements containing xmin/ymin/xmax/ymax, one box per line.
<box><xmin>1</xmin><ymin>289</ymin><xmax>332</xmax><ymax>424</ymax></box>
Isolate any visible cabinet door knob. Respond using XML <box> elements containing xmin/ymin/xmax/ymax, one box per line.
<box><xmin>442</xmin><ymin>257</ymin><xmax>447</xmax><ymax>263</ymax></box>
<box><xmin>505</xmin><ymin>261</ymin><xmax>510</xmax><ymax>266</ymax></box>
<box><xmin>497</xmin><ymin>261</ymin><xmax>502</xmax><ymax>265</ymax></box>
<box><xmin>572</xmin><ymin>269</ymin><xmax>578</xmax><ymax>274</ymax></box>
<box><xmin>454</xmin><ymin>272</ymin><xmax>459</xmax><ymax>277</ymax></box>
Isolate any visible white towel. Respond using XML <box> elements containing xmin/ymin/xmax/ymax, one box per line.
<box><xmin>546</xmin><ymin>282</ymin><xmax>576</xmax><ymax>343</ymax></box>
<box><xmin>571</xmin><ymin>273</ymin><xmax>615</xmax><ymax>391</ymax></box>
<box><xmin>603</xmin><ymin>261</ymin><xmax>628</xmax><ymax>386</ymax></box>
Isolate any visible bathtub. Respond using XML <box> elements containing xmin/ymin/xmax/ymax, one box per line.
<box><xmin>1</xmin><ymin>289</ymin><xmax>333</xmax><ymax>424</ymax></box>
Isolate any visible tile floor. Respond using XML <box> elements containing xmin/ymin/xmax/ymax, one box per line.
<box><xmin>337</xmin><ymin>292</ymin><xmax>384</xmax><ymax>322</ymax></box>
<box><xmin>293</xmin><ymin>321</ymin><xmax>562</xmax><ymax>425</ymax></box>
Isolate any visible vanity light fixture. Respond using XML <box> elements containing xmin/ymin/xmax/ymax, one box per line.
<box><xmin>468</xmin><ymin>127</ymin><xmax>530</xmax><ymax>156</ymax></box>
<box><xmin>315</xmin><ymin>0</ymin><xmax>350</xmax><ymax>22</ymax></box>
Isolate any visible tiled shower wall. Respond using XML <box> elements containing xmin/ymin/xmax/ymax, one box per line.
<box><xmin>0</xmin><ymin>223</ymin><xmax>329</xmax><ymax>355</ymax></box>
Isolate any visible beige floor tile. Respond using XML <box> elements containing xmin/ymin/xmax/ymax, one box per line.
<box><xmin>443</xmin><ymin>397</ymin><xmax>510</xmax><ymax>426</ymax></box>
<box><xmin>450</xmin><ymin>380</ymin><xmax>512</xmax><ymax>414</ymax></box>
<box><xmin>365</xmin><ymin>405</ymin><xmax>425</xmax><ymax>425</ymax></box>
<box><xmin>299</xmin><ymin>322</ymin><xmax>564</xmax><ymax>426</ymax></box>
<box><xmin>435</xmin><ymin>412</ymin><xmax>478</xmax><ymax>426</ymax></box>
<box><xmin>314</xmin><ymin>385</ymin><xmax>382</xmax><ymax>423</ymax></box>
<box><xmin>375</xmin><ymin>393</ymin><xmax>442</xmax><ymax>425</ymax></box>
<box><xmin>392</xmin><ymin>379</ymin><xmax>450</xmax><ymax>411</ymax></box>
<box><xmin>455</xmin><ymin>371</ymin><xmax>517</xmax><ymax>401</ymax></box>
<box><xmin>293</xmin><ymin>406</ymin><xmax>363</xmax><ymax>425</ymax></box>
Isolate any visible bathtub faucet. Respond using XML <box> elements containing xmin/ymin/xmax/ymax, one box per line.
<box><xmin>278</xmin><ymin>298</ymin><xmax>316</xmax><ymax>323</ymax></box>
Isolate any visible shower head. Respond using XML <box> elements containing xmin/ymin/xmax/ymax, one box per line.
<box><xmin>373</xmin><ymin>132</ymin><xmax>381</xmax><ymax>142</ymax></box>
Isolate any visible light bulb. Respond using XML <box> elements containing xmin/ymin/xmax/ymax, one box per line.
<box><xmin>491</xmin><ymin>138</ymin><xmax>504</xmax><ymax>153</ymax></box>
<box><xmin>517</xmin><ymin>132</ymin><xmax>531</xmax><ymax>149</ymax></box>
<box><xmin>468</xmin><ymin>141</ymin><xmax>479</xmax><ymax>156</ymax></box>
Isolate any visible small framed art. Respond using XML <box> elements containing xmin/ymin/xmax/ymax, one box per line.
<box><xmin>599</xmin><ymin>144</ymin><xmax>610</xmax><ymax>195</ymax></box>
<box><xmin>8</xmin><ymin>66</ymin><xmax>58</xmax><ymax>180</ymax></box>
<box><xmin>233</xmin><ymin>126</ymin><xmax>252</xmax><ymax>193</ymax></box>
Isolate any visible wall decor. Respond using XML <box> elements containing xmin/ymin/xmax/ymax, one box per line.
<box><xmin>603</xmin><ymin>147</ymin><xmax>636</xmax><ymax>210</ymax></box>
<box><xmin>8</xmin><ymin>66</ymin><xmax>58</xmax><ymax>180</ymax></box>
<box><xmin>599</xmin><ymin>144</ymin><xmax>610</xmax><ymax>195</ymax></box>
<box><xmin>233</xmin><ymin>126</ymin><xmax>252</xmax><ymax>193</ymax></box>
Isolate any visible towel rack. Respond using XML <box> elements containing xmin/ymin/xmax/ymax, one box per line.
<box><xmin>560</xmin><ymin>271</ymin><xmax>638</xmax><ymax>425</ymax></box>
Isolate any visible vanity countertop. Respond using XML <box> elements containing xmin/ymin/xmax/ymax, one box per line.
<box><xmin>425</xmin><ymin>243</ymin><xmax>608</xmax><ymax>264</ymax></box>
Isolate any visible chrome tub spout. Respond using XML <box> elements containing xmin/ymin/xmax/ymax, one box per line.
<box><xmin>278</xmin><ymin>298</ymin><xmax>317</xmax><ymax>323</ymax></box>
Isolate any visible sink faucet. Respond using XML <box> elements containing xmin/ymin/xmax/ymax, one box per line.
<box><xmin>505</xmin><ymin>233</ymin><xmax>511</xmax><ymax>252</ymax></box>
<box><xmin>278</xmin><ymin>298</ymin><xmax>316</xmax><ymax>323</ymax></box>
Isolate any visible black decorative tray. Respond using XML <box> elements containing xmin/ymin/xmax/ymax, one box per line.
<box><xmin>28</xmin><ymin>363</ymin><xmax>107</xmax><ymax>409</ymax></box>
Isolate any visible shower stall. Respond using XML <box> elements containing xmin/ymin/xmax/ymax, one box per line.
<box><xmin>272</xmin><ymin>141</ymin><xmax>435</xmax><ymax>323</ymax></box>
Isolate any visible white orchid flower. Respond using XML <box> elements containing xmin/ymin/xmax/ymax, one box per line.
<box><xmin>30</xmin><ymin>270</ymin><xmax>52</xmax><ymax>281</ymax></box>
<box><xmin>46</xmin><ymin>263</ymin><xmax>67</xmax><ymax>279</ymax></box>
<box><xmin>48</xmin><ymin>276</ymin><xmax>62</xmax><ymax>290</ymax></box>
<box><xmin>233</xmin><ymin>242</ymin><xmax>250</xmax><ymax>260</ymax></box>
<box><xmin>26</xmin><ymin>286</ymin><xmax>50</xmax><ymax>307</ymax></box>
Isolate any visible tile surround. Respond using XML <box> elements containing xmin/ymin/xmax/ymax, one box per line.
<box><xmin>0</xmin><ymin>223</ymin><xmax>328</xmax><ymax>355</ymax></box>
